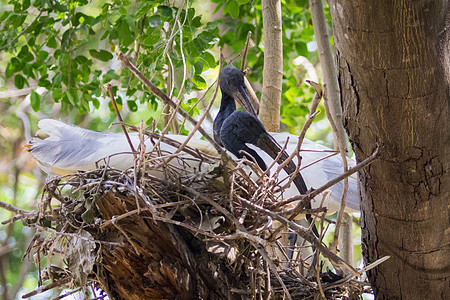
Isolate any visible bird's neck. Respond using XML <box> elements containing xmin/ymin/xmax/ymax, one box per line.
<box><xmin>213</xmin><ymin>94</ymin><xmax>236</xmax><ymax>145</ymax></box>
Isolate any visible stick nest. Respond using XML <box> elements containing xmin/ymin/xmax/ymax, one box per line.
<box><xmin>20</xmin><ymin>132</ymin><xmax>368</xmax><ymax>300</ymax></box>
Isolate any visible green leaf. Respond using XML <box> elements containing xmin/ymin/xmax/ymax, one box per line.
<box><xmin>295</xmin><ymin>41</ymin><xmax>308</xmax><ymax>56</ymax></box>
<box><xmin>89</xmin><ymin>49</ymin><xmax>113</xmax><ymax>61</ymax></box>
<box><xmin>5</xmin><ymin>62</ymin><xmax>16</xmax><ymax>79</ymax></box>
<box><xmin>158</xmin><ymin>5</ymin><xmax>172</xmax><ymax>18</ymax></box>
<box><xmin>18</xmin><ymin>45</ymin><xmax>29</xmax><ymax>59</ymax></box>
<box><xmin>119</xmin><ymin>7</ymin><xmax>127</xmax><ymax>15</ymax></box>
<box><xmin>38</xmin><ymin>77</ymin><xmax>51</xmax><ymax>88</ymax></box>
<box><xmin>53</xmin><ymin>1</ymin><xmax>68</xmax><ymax>12</ymax></box>
<box><xmin>236</xmin><ymin>0</ymin><xmax>249</xmax><ymax>4</ymax></box>
<box><xmin>38</xmin><ymin>50</ymin><xmax>49</xmax><ymax>60</ymax></box>
<box><xmin>102</xmin><ymin>70</ymin><xmax>119</xmax><ymax>83</ymax></box>
<box><xmin>118</xmin><ymin>19</ymin><xmax>134</xmax><ymax>46</ymax></box>
<box><xmin>148</xmin><ymin>15</ymin><xmax>161</xmax><ymax>28</ymax></box>
<box><xmin>191</xmin><ymin>16</ymin><xmax>202</xmax><ymax>28</ymax></box>
<box><xmin>142</xmin><ymin>34</ymin><xmax>159</xmax><ymax>47</ymax></box>
<box><xmin>47</xmin><ymin>36</ymin><xmax>57</xmax><ymax>48</ymax></box>
<box><xmin>194</xmin><ymin>60</ymin><xmax>204</xmax><ymax>74</ymax></box>
<box><xmin>52</xmin><ymin>88</ymin><xmax>63</xmax><ymax>101</ymax></box>
<box><xmin>204</xmin><ymin>20</ymin><xmax>221</xmax><ymax>31</ymax></box>
<box><xmin>30</xmin><ymin>90</ymin><xmax>41</xmax><ymax>112</ymax></box>
<box><xmin>192</xmin><ymin>75</ymin><xmax>207</xmax><ymax>90</ymax></box>
<box><xmin>203</xmin><ymin>52</ymin><xmax>216</xmax><ymax>68</ymax></box>
<box><xmin>92</xmin><ymin>98</ymin><xmax>100</xmax><ymax>109</ymax></box>
<box><xmin>198</xmin><ymin>31</ymin><xmax>218</xmax><ymax>44</ymax></box>
<box><xmin>227</xmin><ymin>0</ymin><xmax>239</xmax><ymax>19</ymax></box>
<box><xmin>14</xmin><ymin>74</ymin><xmax>26</xmax><ymax>89</ymax></box>
<box><xmin>22</xmin><ymin>0</ymin><xmax>30</xmax><ymax>10</ymax></box>
<box><xmin>127</xmin><ymin>100</ymin><xmax>138</xmax><ymax>112</ymax></box>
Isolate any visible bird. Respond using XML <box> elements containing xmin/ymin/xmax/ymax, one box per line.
<box><xmin>214</xmin><ymin>65</ymin><xmax>359</xmax><ymax>213</ymax></box>
<box><xmin>213</xmin><ymin>65</ymin><xmax>358</xmax><ymax>260</ymax></box>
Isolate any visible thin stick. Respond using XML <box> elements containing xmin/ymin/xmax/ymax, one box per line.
<box><xmin>322</xmin><ymin>88</ymin><xmax>349</xmax><ymax>254</ymax></box>
<box><xmin>164</xmin><ymin>49</ymin><xmax>224</xmax><ymax>165</ymax></box>
<box><xmin>241</xmin><ymin>31</ymin><xmax>252</xmax><ymax>71</ymax></box>
<box><xmin>0</xmin><ymin>200</ymin><xmax>31</xmax><ymax>216</ymax></box>
<box><xmin>106</xmin><ymin>83</ymin><xmax>137</xmax><ymax>156</ymax></box>
<box><xmin>285</xmin><ymin>145</ymin><xmax>379</xmax><ymax>220</ymax></box>
<box><xmin>21</xmin><ymin>276</ymin><xmax>72</xmax><ymax>298</ymax></box>
<box><xmin>275</xmin><ymin>81</ymin><xmax>322</xmax><ymax>174</ymax></box>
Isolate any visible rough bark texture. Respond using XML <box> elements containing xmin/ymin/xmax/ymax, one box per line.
<box><xmin>260</xmin><ymin>0</ymin><xmax>282</xmax><ymax>132</ymax></box>
<box><xmin>330</xmin><ymin>0</ymin><xmax>449</xmax><ymax>299</ymax></box>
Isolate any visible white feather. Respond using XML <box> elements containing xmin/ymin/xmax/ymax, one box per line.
<box><xmin>28</xmin><ymin>119</ymin><xmax>216</xmax><ymax>177</ymax></box>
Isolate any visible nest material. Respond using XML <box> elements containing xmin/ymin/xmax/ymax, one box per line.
<box><xmin>21</xmin><ymin>132</ymin><xmax>368</xmax><ymax>300</ymax></box>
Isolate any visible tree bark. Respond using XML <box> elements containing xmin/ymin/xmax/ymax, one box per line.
<box><xmin>260</xmin><ymin>0</ymin><xmax>282</xmax><ymax>132</ymax></box>
<box><xmin>330</xmin><ymin>0</ymin><xmax>449</xmax><ymax>298</ymax></box>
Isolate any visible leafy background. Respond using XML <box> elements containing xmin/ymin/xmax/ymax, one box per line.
<box><xmin>0</xmin><ymin>0</ymin><xmax>360</xmax><ymax>298</ymax></box>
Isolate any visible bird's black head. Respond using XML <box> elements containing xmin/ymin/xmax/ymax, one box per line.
<box><xmin>219</xmin><ymin>65</ymin><xmax>256</xmax><ymax>116</ymax></box>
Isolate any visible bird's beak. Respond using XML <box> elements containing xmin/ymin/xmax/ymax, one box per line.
<box><xmin>232</xmin><ymin>85</ymin><xmax>258</xmax><ymax>116</ymax></box>
<box><xmin>255</xmin><ymin>132</ymin><xmax>284</xmax><ymax>161</ymax></box>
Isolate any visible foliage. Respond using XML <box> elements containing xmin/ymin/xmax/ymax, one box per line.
<box><xmin>0</xmin><ymin>0</ymin><xmax>328</xmax><ymax>134</ymax></box>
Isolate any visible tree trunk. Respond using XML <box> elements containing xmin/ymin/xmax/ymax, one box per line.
<box><xmin>330</xmin><ymin>1</ymin><xmax>449</xmax><ymax>298</ymax></box>
<box><xmin>260</xmin><ymin>0</ymin><xmax>282</xmax><ymax>132</ymax></box>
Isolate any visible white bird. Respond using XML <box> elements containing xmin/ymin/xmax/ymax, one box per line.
<box><xmin>25</xmin><ymin>119</ymin><xmax>218</xmax><ymax>178</ymax></box>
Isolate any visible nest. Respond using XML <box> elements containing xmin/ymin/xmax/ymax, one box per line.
<box><xmin>18</xmin><ymin>131</ymin><xmax>370</xmax><ymax>300</ymax></box>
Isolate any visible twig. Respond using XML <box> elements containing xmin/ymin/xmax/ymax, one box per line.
<box><xmin>237</xmin><ymin>196</ymin><xmax>359</xmax><ymax>276</ymax></box>
<box><xmin>0</xmin><ymin>9</ymin><xmax>44</xmax><ymax>52</ymax></box>
<box><xmin>275</xmin><ymin>81</ymin><xmax>322</xmax><ymax>175</ymax></box>
<box><xmin>323</xmin><ymin>88</ymin><xmax>349</xmax><ymax>254</ymax></box>
<box><xmin>28</xmin><ymin>224</ymin><xmax>123</xmax><ymax>246</ymax></box>
<box><xmin>251</xmin><ymin>242</ymin><xmax>292</xmax><ymax>300</ymax></box>
<box><xmin>358</xmin><ymin>255</ymin><xmax>390</xmax><ymax>275</ymax></box>
<box><xmin>127</xmin><ymin>14</ymin><xmax>147</xmax><ymax>90</ymax></box>
<box><xmin>241</xmin><ymin>31</ymin><xmax>252</xmax><ymax>71</ymax></box>
<box><xmin>0</xmin><ymin>199</ymin><xmax>33</xmax><ymax>217</ymax></box>
<box><xmin>21</xmin><ymin>276</ymin><xmax>72</xmax><ymax>298</ymax></box>
<box><xmin>164</xmin><ymin>49</ymin><xmax>224</xmax><ymax>166</ymax></box>
<box><xmin>106</xmin><ymin>83</ymin><xmax>137</xmax><ymax>156</ymax></box>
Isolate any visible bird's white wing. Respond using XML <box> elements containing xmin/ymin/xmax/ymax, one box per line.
<box><xmin>27</xmin><ymin>119</ymin><xmax>218</xmax><ymax>177</ymax></box>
